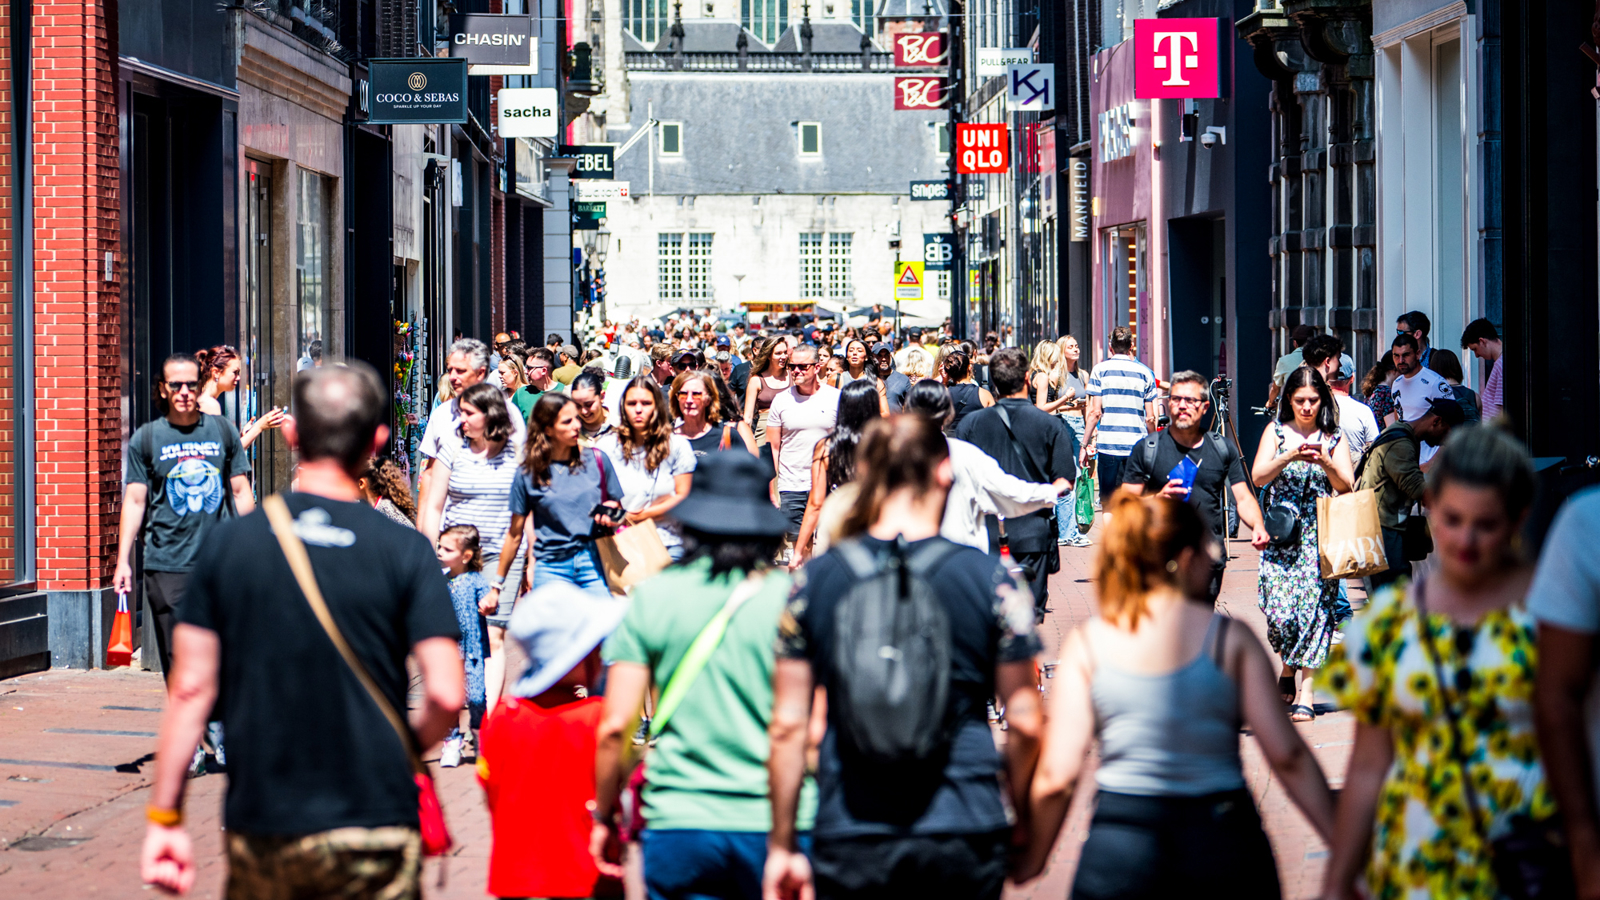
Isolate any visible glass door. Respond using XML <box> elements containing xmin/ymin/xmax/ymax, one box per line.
<box><xmin>244</xmin><ymin>159</ymin><xmax>284</xmax><ymax>492</ymax></box>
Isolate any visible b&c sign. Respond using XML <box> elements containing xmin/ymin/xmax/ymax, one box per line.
<box><xmin>894</xmin><ymin>77</ymin><xmax>946</xmax><ymax>110</ymax></box>
<box><xmin>498</xmin><ymin>87</ymin><xmax>558</xmax><ymax>138</ymax></box>
<box><xmin>1134</xmin><ymin>17</ymin><xmax>1221</xmax><ymax>99</ymax></box>
<box><xmin>893</xmin><ymin>33</ymin><xmax>947</xmax><ymax>67</ymax></box>
<box><xmin>955</xmin><ymin>124</ymin><xmax>1008</xmax><ymax>174</ymax></box>
<box><xmin>560</xmin><ymin>145</ymin><xmax>616</xmax><ymax>179</ymax></box>
<box><xmin>368</xmin><ymin>58</ymin><xmax>467</xmax><ymax>125</ymax></box>
<box><xmin>448</xmin><ymin>14</ymin><xmax>534</xmax><ymax>67</ymax></box>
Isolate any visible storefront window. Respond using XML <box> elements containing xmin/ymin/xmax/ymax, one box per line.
<box><xmin>1104</xmin><ymin>224</ymin><xmax>1148</xmax><ymax>361</ymax></box>
<box><xmin>296</xmin><ymin>169</ymin><xmax>329</xmax><ymax>370</ymax></box>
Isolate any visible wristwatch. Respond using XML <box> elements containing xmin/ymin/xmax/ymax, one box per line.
<box><xmin>489</xmin><ymin>578</ymin><xmax>505</xmax><ymax>591</ymax></box>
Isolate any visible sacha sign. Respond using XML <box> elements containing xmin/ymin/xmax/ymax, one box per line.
<box><xmin>1133</xmin><ymin>18</ymin><xmax>1221</xmax><ymax>99</ymax></box>
<box><xmin>955</xmin><ymin>124</ymin><xmax>1008</xmax><ymax>174</ymax></box>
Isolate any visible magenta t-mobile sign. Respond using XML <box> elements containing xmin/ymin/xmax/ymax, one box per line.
<box><xmin>1133</xmin><ymin>18</ymin><xmax>1221</xmax><ymax>99</ymax></box>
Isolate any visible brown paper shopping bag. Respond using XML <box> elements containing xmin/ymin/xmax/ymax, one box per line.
<box><xmin>595</xmin><ymin>523</ymin><xmax>673</xmax><ymax>595</ymax></box>
<box><xmin>1317</xmin><ymin>490</ymin><xmax>1390</xmax><ymax>579</ymax></box>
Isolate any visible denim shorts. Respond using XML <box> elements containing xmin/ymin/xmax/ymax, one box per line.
<box><xmin>529</xmin><ymin>542</ymin><xmax>611</xmax><ymax>598</ymax></box>
<box><xmin>482</xmin><ymin>550</ymin><xmax>527</xmax><ymax>629</ymax></box>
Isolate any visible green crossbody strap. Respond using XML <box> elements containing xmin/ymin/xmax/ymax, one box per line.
<box><xmin>649</xmin><ymin>571</ymin><xmax>767</xmax><ymax>739</ymax></box>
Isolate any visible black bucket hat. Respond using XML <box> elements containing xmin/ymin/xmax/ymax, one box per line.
<box><xmin>672</xmin><ymin>450</ymin><xmax>790</xmax><ymax>536</ymax></box>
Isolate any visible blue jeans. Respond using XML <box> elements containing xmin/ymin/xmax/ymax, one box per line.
<box><xmin>641</xmin><ymin>830</ymin><xmax>810</xmax><ymax>900</ymax></box>
<box><xmin>1097</xmin><ymin>453</ymin><xmax>1128</xmax><ymax>503</ymax></box>
<box><xmin>530</xmin><ymin>543</ymin><xmax>611</xmax><ymax>597</ymax></box>
<box><xmin>1057</xmin><ymin>415</ymin><xmax>1087</xmax><ymax>541</ymax></box>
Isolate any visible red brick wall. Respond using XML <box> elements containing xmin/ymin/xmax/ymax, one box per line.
<box><xmin>32</xmin><ymin>0</ymin><xmax>120</xmax><ymax>590</ymax></box>
<box><xmin>0</xmin><ymin>2</ymin><xmax>17</xmax><ymax>584</ymax></box>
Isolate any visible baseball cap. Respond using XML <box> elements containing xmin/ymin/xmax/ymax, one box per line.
<box><xmin>1337</xmin><ymin>353</ymin><xmax>1356</xmax><ymax>382</ymax></box>
<box><xmin>715</xmin><ymin>335</ymin><xmax>731</xmax><ymax>349</ymax></box>
<box><xmin>871</xmin><ymin>342</ymin><xmax>893</xmax><ymax>355</ymax></box>
<box><xmin>1425</xmin><ymin>397</ymin><xmax>1466</xmax><ymax>426</ymax></box>
<box><xmin>672</xmin><ymin>349</ymin><xmax>700</xmax><ymax>367</ymax></box>
<box><xmin>561</xmin><ymin>344</ymin><xmax>580</xmax><ymax>360</ymax></box>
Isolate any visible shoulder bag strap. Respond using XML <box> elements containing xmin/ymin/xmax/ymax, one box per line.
<box><xmin>649</xmin><ymin>570</ymin><xmax>768</xmax><ymax>738</ymax></box>
<box><xmin>994</xmin><ymin>405</ymin><xmax>1049</xmax><ymax>484</ymax></box>
<box><xmin>263</xmin><ymin>494</ymin><xmax>425</xmax><ymax>776</ymax></box>
<box><xmin>594</xmin><ymin>448</ymin><xmax>608</xmax><ymax>503</ymax></box>
<box><xmin>1412</xmin><ymin>578</ymin><xmax>1491</xmax><ymax>840</ymax></box>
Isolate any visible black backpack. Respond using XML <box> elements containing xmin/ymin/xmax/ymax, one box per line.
<box><xmin>829</xmin><ymin>536</ymin><xmax>962</xmax><ymax>764</ymax></box>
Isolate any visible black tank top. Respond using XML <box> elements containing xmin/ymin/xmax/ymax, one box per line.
<box><xmin>948</xmin><ymin>383</ymin><xmax>983</xmax><ymax>433</ymax></box>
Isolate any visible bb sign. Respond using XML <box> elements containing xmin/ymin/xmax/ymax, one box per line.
<box><xmin>367</xmin><ymin>58</ymin><xmax>467</xmax><ymax>125</ymax></box>
<box><xmin>1133</xmin><ymin>18</ymin><xmax>1221</xmax><ymax>99</ymax></box>
<box><xmin>498</xmin><ymin>88</ymin><xmax>559</xmax><ymax>138</ymax></box>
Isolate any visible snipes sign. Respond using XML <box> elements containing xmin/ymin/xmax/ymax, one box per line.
<box><xmin>367</xmin><ymin>58</ymin><xmax>468</xmax><ymax>125</ymax></box>
<box><xmin>1133</xmin><ymin>18</ymin><xmax>1221</xmax><ymax>99</ymax></box>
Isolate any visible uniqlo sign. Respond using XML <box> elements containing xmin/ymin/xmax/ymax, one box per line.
<box><xmin>955</xmin><ymin>124</ymin><xmax>1008</xmax><ymax>174</ymax></box>
<box><xmin>1133</xmin><ymin>18</ymin><xmax>1221</xmax><ymax>99</ymax></box>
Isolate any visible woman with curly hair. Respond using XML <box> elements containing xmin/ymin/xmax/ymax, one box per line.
<box><xmin>195</xmin><ymin>344</ymin><xmax>284</xmax><ymax>449</ymax></box>
<box><xmin>358</xmin><ymin>457</ymin><xmax>416</xmax><ymax>525</ymax></box>
<box><xmin>597</xmin><ymin>377</ymin><xmax>696</xmax><ymax>560</ymax></box>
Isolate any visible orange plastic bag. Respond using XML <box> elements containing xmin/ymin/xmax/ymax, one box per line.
<box><xmin>106</xmin><ymin>592</ymin><xmax>133</xmax><ymax>668</ymax></box>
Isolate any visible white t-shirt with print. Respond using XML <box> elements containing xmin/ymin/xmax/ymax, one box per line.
<box><xmin>1390</xmin><ymin>367</ymin><xmax>1454</xmax><ymax>424</ymax></box>
<box><xmin>766</xmin><ymin>384</ymin><xmax>841</xmax><ymax>493</ymax></box>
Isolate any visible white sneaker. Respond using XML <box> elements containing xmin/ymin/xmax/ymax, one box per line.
<box><xmin>1067</xmin><ymin>532</ymin><xmax>1093</xmax><ymax>548</ymax></box>
<box><xmin>208</xmin><ymin>722</ymin><xmax>226</xmax><ymax>768</ymax></box>
<box><xmin>440</xmin><ymin>735</ymin><xmax>463</xmax><ymax>769</ymax></box>
<box><xmin>187</xmin><ymin>746</ymin><xmax>207</xmax><ymax>778</ymax></box>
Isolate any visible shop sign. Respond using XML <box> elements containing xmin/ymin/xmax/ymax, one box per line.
<box><xmin>448</xmin><ymin>14</ymin><xmax>534</xmax><ymax>67</ymax></box>
<box><xmin>922</xmin><ymin>234</ymin><xmax>956</xmax><ymax>270</ymax></box>
<box><xmin>498</xmin><ymin>87</ymin><xmax>558</xmax><ymax>138</ymax></box>
<box><xmin>1068</xmin><ymin>158</ymin><xmax>1089</xmax><ymax>241</ymax></box>
<box><xmin>893</xmin><ymin>32</ymin><xmax>947</xmax><ymax>67</ymax></box>
<box><xmin>955</xmin><ymin>124</ymin><xmax>1008</xmax><ymax>173</ymax></box>
<box><xmin>559</xmin><ymin>145</ymin><xmax>616</xmax><ymax>179</ymax></box>
<box><xmin>977</xmin><ymin>48</ymin><xmax>1032</xmax><ymax>77</ymax></box>
<box><xmin>368</xmin><ymin>58</ymin><xmax>467</xmax><ymax>125</ymax></box>
<box><xmin>1134</xmin><ymin>18</ymin><xmax>1221</xmax><ymax>99</ymax></box>
<box><xmin>967</xmin><ymin>180</ymin><xmax>986</xmax><ymax>199</ymax></box>
<box><xmin>910</xmin><ymin>179</ymin><xmax>950</xmax><ymax>201</ymax></box>
<box><xmin>1038</xmin><ymin>124</ymin><xmax>1057</xmax><ymax>217</ymax></box>
<box><xmin>514</xmin><ymin>138</ymin><xmax>547</xmax><ymax>202</ymax></box>
<box><xmin>894</xmin><ymin>77</ymin><xmax>946</xmax><ymax>110</ymax></box>
<box><xmin>575</xmin><ymin>180</ymin><xmax>630</xmax><ymax>201</ymax></box>
<box><xmin>1097</xmin><ymin>102</ymin><xmax>1138</xmax><ymax>161</ymax></box>
<box><xmin>576</xmin><ymin>201</ymin><xmax>607</xmax><ymax>216</ymax></box>
<box><xmin>573</xmin><ymin>208</ymin><xmax>603</xmax><ymax>231</ymax></box>
<box><xmin>1006</xmin><ymin>64</ymin><xmax>1054</xmax><ymax>111</ymax></box>
<box><xmin>895</xmin><ymin>261</ymin><xmax>925</xmax><ymax>300</ymax></box>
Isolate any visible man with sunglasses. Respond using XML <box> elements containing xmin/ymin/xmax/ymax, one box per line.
<box><xmin>766</xmin><ymin>344</ymin><xmax>840</xmax><ymax>547</ymax></box>
<box><xmin>1118</xmin><ymin>371</ymin><xmax>1269</xmax><ymax>602</ymax></box>
<box><xmin>116</xmin><ymin>354</ymin><xmax>257</xmax><ymax>772</ymax></box>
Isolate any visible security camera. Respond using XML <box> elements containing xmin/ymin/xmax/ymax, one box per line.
<box><xmin>1199</xmin><ymin>132</ymin><xmax>1217</xmax><ymax>148</ymax></box>
<box><xmin>1200</xmin><ymin>126</ymin><xmax>1226</xmax><ymax>148</ymax></box>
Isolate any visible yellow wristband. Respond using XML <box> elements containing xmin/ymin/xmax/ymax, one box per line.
<box><xmin>146</xmin><ymin>805</ymin><xmax>183</xmax><ymax>827</ymax></box>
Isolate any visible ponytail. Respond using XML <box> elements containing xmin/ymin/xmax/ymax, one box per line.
<box><xmin>1095</xmin><ymin>493</ymin><xmax>1209</xmax><ymax>628</ymax></box>
<box><xmin>839</xmin><ymin>414</ymin><xmax>949</xmax><ymax>538</ymax></box>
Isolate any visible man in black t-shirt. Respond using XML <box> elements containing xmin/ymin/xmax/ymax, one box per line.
<box><xmin>142</xmin><ymin>364</ymin><xmax>463</xmax><ymax>900</ymax></box>
<box><xmin>113</xmin><ymin>354</ymin><xmax>255</xmax><ymax>680</ymax></box>
<box><xmin>1119</xmin><ymin>371</ymin><xmax>1269</xmax><ymax>601</ymax></box>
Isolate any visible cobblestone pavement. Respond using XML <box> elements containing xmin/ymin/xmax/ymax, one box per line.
<box><xmin>0</xmin><ymin>528</ymin><xmax>1353</xmax><ymax>899</ymax></box>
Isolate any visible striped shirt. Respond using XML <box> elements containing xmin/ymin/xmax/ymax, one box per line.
<box><xmin>438</xmin><ymin>438</ymin><xmax>523</xmax><ymax>553</ymax></box>
<box><xmin>1086</xmin><ymin>354</ymin><xmax>1159</xmax><ymax>457</ymax></box>
<box><xmin>1480</xmin><ymin>355</ymin><xmax>1504</xmax><ymax>421</ymax></box>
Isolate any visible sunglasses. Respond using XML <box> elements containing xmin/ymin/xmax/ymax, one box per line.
<box><xmin>1169</xmin><ymin>397</ymin><xmax>1207</xmax><ymax>408</ymax></box>
<box><xmin>787</xmin><ymin>363</ymin><xmax>816</xmax><ymax>371</ymax></box>
<box><xmin>166</xmin><ymin>380</ymin><xmax>200</xmax><ymax>393</ymax></box>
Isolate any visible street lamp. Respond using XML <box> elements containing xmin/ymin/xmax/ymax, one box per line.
<box><xmin>595</xmin><ymin>227</ymin><xmax>611</xmax><ymax>265</ymax></box>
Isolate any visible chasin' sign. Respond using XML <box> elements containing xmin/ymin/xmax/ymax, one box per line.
<box><xmin>955</xmin><ymin>124</ymin><xmax>1008</xmax><ymax>174</ymax></box>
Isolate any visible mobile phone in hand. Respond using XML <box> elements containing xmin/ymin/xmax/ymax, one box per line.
<box><xmin>590</xmin><ymin>503</ymin><xmax>627</xmax><ymax>524</ymax></box>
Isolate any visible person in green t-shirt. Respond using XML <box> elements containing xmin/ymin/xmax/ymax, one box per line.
<box><xmin>592</xmin><ymin>451</ymin><xmax>816</xmax><ymax>893</ymax></box>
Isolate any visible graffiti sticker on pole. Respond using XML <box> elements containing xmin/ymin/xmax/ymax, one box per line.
<box><xmin>1006</xmin><ymin>64</ymin><xmax>1054</xmax><ymax>111</ymax></box>
<box><xmin>893</xmin><ymin>77</ymin><xmax>947</xmax><ymax>110</ymax></box>
<box><xmin>955</xmin><ymin>124</ymin><xmax>1008</xmax><ymax>173</ymax></box>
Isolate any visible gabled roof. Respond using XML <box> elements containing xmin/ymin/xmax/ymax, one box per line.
<box><xmin>874</xmin><ymin>0</ymin><xmax>949</xmax><ymax>15</ymax></box>
<box><xmin>771</xmin><ymin>21</ymin><xmax>878</xmax><ymax>53</ymax></box>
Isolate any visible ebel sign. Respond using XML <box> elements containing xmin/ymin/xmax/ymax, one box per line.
<box><xmin>367</xmin><ymin>58</ymin><xmax>468</xmax><ymax>125</ymax></box>
<box><xmin>1133</xmin><ymin>18</ymin><xmax>1221</xmax><ymax>99</ymax></box>
<box><xmin>449</xmin><ymin>14</ymin><xmax>536</xmax><ymax>68</ymax></box>
<box><xmin>559</xmin><ymin>145</ymin><xmax>616</xmax><ymax>179</ymax></box>
<box><xmin>497</xmin><ymin>88</ymin><xmax>559</xmax><ymax>138</ymax></box>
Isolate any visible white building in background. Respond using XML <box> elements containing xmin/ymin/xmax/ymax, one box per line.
<box><xmin>596</xmin><ymin>13</ymin><xmax>954</xmax><ymax>324</ymax></box>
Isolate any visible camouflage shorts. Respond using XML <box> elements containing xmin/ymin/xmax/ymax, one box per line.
<box><xmin>226</xmin><ymin>826</ymin><xmax>422</xmax><ymax>900</ymax></box>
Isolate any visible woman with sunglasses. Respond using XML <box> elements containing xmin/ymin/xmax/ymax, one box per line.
<box><xmin>1318</xmin><ymin>426</ymin><xmax>1557</xmax><ymax>900</ymax></box>
<box><xmin>1251</xmin><ymin>366</ymin><xmax>1353</xmax><ymax>722</ymax></box>
<box><xmin>671</xmin><ymin>370</ymin><xmax>755</xmax><ymax>456</ymax></box>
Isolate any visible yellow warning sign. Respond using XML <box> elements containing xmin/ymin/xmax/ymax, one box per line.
<box><xmin>895</xmin><ymin>261</ymin><xmax>925</xmax><ymax>300</ymax></box>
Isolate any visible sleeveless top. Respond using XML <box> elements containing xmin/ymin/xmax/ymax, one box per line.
<box><xmin>837</xmin><ymin>370</ymin><xmax>876</xmax><ymax>390</ymax></box>
<box><xmin>755</xmin><ymin>376</ymin><xmax>787</xmax><ymax>413</ymax></box>
<box><xmin>1090</xmin><ymin>615</ymin><xmax>1245</xmax><ymax>797</ymax></box>
<box><xmin>948</xmin><ymin>383</ymin><xmax>983</xmax><ymax>432</ymax></box>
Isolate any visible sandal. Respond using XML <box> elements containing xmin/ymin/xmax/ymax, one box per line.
<box><xmin>1278</xmin><ymin>676</ymin><xmax>1296</xmax><ymax>703</ymax></box>
<box><xmin>1289</xmin><ymin>704</ymin><xmax>1316</xmax><ymax>723</ymax></box>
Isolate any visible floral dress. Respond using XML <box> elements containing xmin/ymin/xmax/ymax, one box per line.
<box><xmin>447</xmin><ymin>571</ymin><xmax>491</xmax><ymax>724</ymax></box>
<box><xmin>1368</xmin><ymin>383</ymin><xmax>1396</xmax><ymax>422</ymax></box>
<box><xmin>1257</xmin><ymin>424</ymin><xmax>1341</xmax><ymax>668</ymax></box>
<box><xmin>1319</xmin><ymin>583</ymin><xmax>1554</xmax><ymax>900</ymax></box>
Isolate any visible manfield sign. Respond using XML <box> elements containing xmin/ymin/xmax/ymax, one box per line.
<box><xmin>368</xmin><ymin>59</ymin><xmax>468</xmax><ymax>125</ymax></box>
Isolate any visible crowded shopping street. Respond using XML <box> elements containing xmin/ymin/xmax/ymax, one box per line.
<box><xmin>6</xmin><ymin>2</ymin><xmax>1600</xmax><ymax>900</ymax></box>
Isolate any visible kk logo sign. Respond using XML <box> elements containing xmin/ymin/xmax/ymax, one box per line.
<box><xmin>893</xmin><ymin>33</ymin><xmax>947</xmax><ymax>67</ymax></box>
<box><xmin>1134</xmin><ymin>18</ymin><xmax>1220</xmax><ymax>99</ymax></box>
<box><xmin>894</xmin><ymin>77</ymin><xmax>946</xmax><ymax>110</ymax></box>
<box><xmin>1006</xmin><ymin>64</ymin><xmax>1054</xmax><ymax>111</ymax></box>
<box><xmin>955</xmin><ymin>124</ymin><xmax>1008</xmax><ymax>174</ymax></box>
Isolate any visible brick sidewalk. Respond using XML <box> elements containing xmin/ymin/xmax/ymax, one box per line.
<box><xmin>0</xmin><ymin>529</ymin><xmax>1352</xmax><ymax>899</ymax></box>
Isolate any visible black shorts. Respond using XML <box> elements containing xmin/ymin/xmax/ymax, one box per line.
<box><xmin>810</xmin><ymin>829</ymin><xmax>1009</xmax><ymax>900</ymax></box>
<box><xmin>1072</xmin><ymin>790</ymin><xmax>1280</xmax><ymax>900</ymax></box>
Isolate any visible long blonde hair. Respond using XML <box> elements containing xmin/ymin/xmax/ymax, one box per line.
<box><xmin>1029</xmin><ymin>340</ymin><xmax>1064</xmax><ymax>387</ymax></box>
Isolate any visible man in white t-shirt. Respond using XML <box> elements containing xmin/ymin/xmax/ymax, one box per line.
<box><xmin>1302</xmin><ymin>335</ymin><xmax>1379</xmax><ymax>463</ymax></box>
<box><xmin>766</xmin><ymin>343</ymin><xmax>840</xmax><ymax>542</ymax></box>
<box><xmin>1389</xmin><ymin>332</ymin><xmax>1453</xmax><ymax>462</ymax></box>
<box><xmin>418</xmin><ymin>338</ymin><xmax>528</xmax><ymax>498</ymax></box>
<box><xmin>1529</xmin><ymin>488</ymin><xmax>1600</xmax><ymax>897</ymax></box>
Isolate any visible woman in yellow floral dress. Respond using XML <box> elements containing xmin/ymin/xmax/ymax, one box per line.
<box><xmin>1318</xmin><ymin>426</ymin><xmax>1556</xmax><ymax>900</ymax></box>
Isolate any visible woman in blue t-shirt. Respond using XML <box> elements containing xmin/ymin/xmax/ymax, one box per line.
<box><xmin>490</xmin><ymin>393</ymin><xmax>624</xmax><ymax>605</ymax></box>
